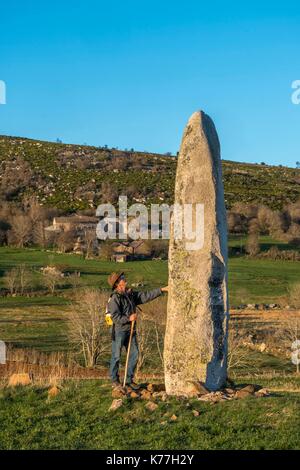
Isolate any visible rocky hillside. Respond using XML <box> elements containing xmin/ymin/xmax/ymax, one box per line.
<box><xmin>0</xmin><ymin>135</ymin><xmax>299</xmax><ymax>212</ymax></box>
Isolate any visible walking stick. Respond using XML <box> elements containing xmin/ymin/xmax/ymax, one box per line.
<box><xmin>123</xmin><ymin>319</ymin><xmax>135</xmax><ymax>388</ymax></box>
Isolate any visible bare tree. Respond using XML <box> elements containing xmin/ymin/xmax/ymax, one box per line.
<box><xmin>8</xmin><ymin>214</ymin><xmax>32</xmax><ymax>247</ymax></box>
<box><xmin>245</xmin><ymin>231</ymin><xmax>260</xmax><ymax>256</ymax></box>
<box><xmin>83</xmin><ymin>229</ymin><xmax>96</xmax><ymax>259</ymax></box>
<box><xmin>257</xmin><ymin>205</ymin><xmax>273</xmax><ymax>234</ymax></box>
<box><xmin>33</xmin><ymin>220</ymin><xmax>47</xmax><ymax>248</ymax></box>
<box><xmin>99</xmin><ymin>241</ymin><xmax>115</xmax><ymax>260</ymax></box>
<box><xmin>288</xmin><ymin>283</ymin><xmax>300</xmax><ymax>309</ymax></box>
<box><xmin>136</xmin><ymin>311</ymin><xmax>152</xmax><ymax>375</ymax></box>
<box><xmin>153</xmin><ymin>320</ymin><xmax>164</xmax><ymax>367</ymax></box>
<box><xmin>42</xmin><ymin>267</ymin><xmax>63</xmax><ymax>294</ymax></box>
<box><xmin>279</xmin><ymin>316</ymin><xmax>300</xmax><ymax>374</ymax></box>
<box><xmin>18</xmin><ymin>264</ymin><xmax>31</xmax><ymax>295</ymax></box>
<box><xmin>69</xmin><ymin>272</ymin><xmax>81</xmax><ymax>290</ymax></box>
<box><xmin>138</xmin><ymin>297</ymin><xmax>167</xmax><ymax>373</ymax></box>
<box><xmin>3</xmin><ymin>268</ymin><xmax>19</xmax><ymax>295</ymax></box>
<box><xmin>56</xmin><ymin>229</ymin><xmax>77</xmax><ymax>253</ymax></box>
<box><xmin>227</xmin><ymin>329</ymin><xmax>253</xmax><ymax>376</ymax></box>
<box><xmin>68</xmin><ymin>289</ymin><xmax>109</xmax><ymax>367</ymax></box>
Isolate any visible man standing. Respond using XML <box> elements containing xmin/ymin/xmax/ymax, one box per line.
<box><xmin>107</xmin><ymin>271</ymin><xmax>168</xmax><ymax>390</ymax></box>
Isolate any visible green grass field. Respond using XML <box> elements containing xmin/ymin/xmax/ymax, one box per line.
<box><xmin>0</xmin><ymin>243</ymin><xmax>300</xmax><ymax>450</ymax></box>
<box><xmin>1</xmin><ymin>378</ymin><xmax>300</xmax><ymax>450</ymax></box>
<box><xmin>0</xmin><ymin>241</ymin><xmax>298</xmax><ymax>306</ymax></box>
<box><xmin>0</xmin><ymin>243</ymin><xmax>299</xmax><ymax>351</ymax></box>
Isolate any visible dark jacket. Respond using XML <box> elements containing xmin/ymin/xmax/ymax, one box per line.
<box><xmin>108</xmin><ymin>288</ymin><xmax>162</xmax><ymax>332</ymax></box>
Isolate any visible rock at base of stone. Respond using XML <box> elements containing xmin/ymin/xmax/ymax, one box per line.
<box><xmin>145</xmin><ymin>401</ymin><xmax>158</xmax><ymax>411</ymax></box>
<box><xmin>112</xmin><ymin>387</ymin><xmax>126</xmax><ymax>399</ymax></box>
<box><xmin>147</xmin><ymin>383</ymin><xmax>165</xmax><ymax>393</ymax></box>
<box><xmin>152</xmin><ymin>391</ymin><xmax>168</xmax><ymax>401</ymax></box>
<box><xmin>109</xmin><ymin>399</ymin><xmax>123</xmax><ymax>411</ymax></box>
<box><xmin>255</xmin><ymin>388</ymin><xmax>270</xmax><ymax>397</ymax></box>
<box><xmin>190</xmin><ymin>381</ymin><xmax>209</xmax><ymax>396</ymax></box>
<box><xmin>140</xmin><ymin>390</ymin><xmax>152</xmax><ymax>400</ymax></box>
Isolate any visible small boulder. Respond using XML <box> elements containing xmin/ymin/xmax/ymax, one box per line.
<box><xmin>147</xmin><ymin>383</ymin><xmax>165</xmax><ymax>393</ymax></box>
<box><xmin>145</xmin><ymin>401</ymin><xmax>158</xmax><ymax>411</ymax></box>
<box><xmin>112</xmin><ymin>387</ymin><xmax>126</xmax><ymax>399</ymax></box>
<box><xmin>241</xmin><ymin>384</ymin><xmax>256</xmax><ymax>393</ymax></box>
<box><xmin>235</xmin><ymin>384</ymin><xmax>256</xmax><ymax>399</ymax></box>
<box><xmin>48</xmin><ymin>385</ymin><xmax>60</xmax><ymax>398</ymax></box>
<box><xmin>255</xmin><ymin>388</ymin><xmax>270</xmax><ymax>397</ymax></box>
<box><xmin>186</xmin><ymin>381</ymin><xmax>209</xmax><ymax>397</ymax></box>
<box><xmin>152</xmin><ymin>391</ymin><xmax>168</xmax><ymax>401</ymax></box>
<box><xmin>224</xmin><ymin>388</ymin><xmax>235</xmax><ymax>395</ymax></box>
<box><xmin>259</xmin><ymin>343</ymin><xmax>266</xmax><ymax>353</ymax></box>
<box><xmin>109</xmin><ymin>399</ymin><xmax>123</xmax><ymax>411</ymax></box>
<box><xmin>170</xmin><ymin>414</ymin><xmax>177</xmax><ymax>421</ymax></box>
<box><xmin>140</xmin><ymin>390</ymin><xmax>152</xmax><ymax>400</ymax></box>
<box><xmin>8</xmin><ymin>373</ymin><xmax>32</xmax><ymax>387</ymax></box>
<box><xmin>130</xmin><ymin>391</ymin><xmax>139</xmax><ymax>399</ymax></box>
<box><xmin>198</xmin><ymin>393</ymin><xmax>213</xmax><ymax>401</ymax></box>
<box><xmin>192</xmin><ymin>409</ymin><xmax>200</xmax><ymax>417</ymax></box>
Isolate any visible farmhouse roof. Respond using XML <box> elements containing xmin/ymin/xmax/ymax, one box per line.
<box><xmin>55</xmin><ymin>216</ymin><xmax>98</xmax><ymax>224</ymax></box>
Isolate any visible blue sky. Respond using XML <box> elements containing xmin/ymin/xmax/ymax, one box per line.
<box><xmin>0</xmin><ymin>1</ymin><xmax>299</xmax><ymax>166</ymax></box>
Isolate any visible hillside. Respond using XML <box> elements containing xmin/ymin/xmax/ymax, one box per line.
<box><xmin>0</xmin><ymin>135</ymin><xmax>299</xmax><ymax>212</ymax></box>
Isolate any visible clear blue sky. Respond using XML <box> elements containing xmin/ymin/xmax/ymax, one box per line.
<box><xmin>1</xmin><ymin>1</ymin><xmax>299</xmax><ymax>166</ymax></box>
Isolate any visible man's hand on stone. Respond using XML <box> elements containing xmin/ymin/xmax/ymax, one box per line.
<box><xmin>129</xmin><ymin>313</ymin><xmax>137</xmax><ymax>322</ymax></box>
<box><xmin>161</xmin><ymin>286</ymin><xmax>169</xmax><ymax>293</ymax></box>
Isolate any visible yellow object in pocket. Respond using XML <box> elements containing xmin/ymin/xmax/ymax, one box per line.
<box><xmin>105</xmin><ymin>313</ymin><xmax>113</xmax><ymax>326</ymax></box>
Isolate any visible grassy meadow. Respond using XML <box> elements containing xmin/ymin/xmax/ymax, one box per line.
<box><xmin>1</xmin><ymin>376</ymin><xmax>300</xmax><ymax>450</ymax></box>
<box><xmin>0</xmin><ymin>238</ymin><xmax>299</xmax><ymax>351</ymax></box>
<box><xmin>0</xmin><ymin>240</ymin><xmax>300</xmax><ymax>450</ymax></box>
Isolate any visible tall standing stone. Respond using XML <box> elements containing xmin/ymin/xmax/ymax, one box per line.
<box><xmin>164</xmin><ymin>111</ymin><xmax>229</xmax><ymax>395</ymax></box>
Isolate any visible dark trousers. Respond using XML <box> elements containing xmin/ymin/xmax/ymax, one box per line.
<box><xmin>110</xmin><ymin>329</ymin><xmax>139</xmax><ymax>383</ymax></box>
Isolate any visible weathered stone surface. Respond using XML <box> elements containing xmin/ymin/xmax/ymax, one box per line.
<box><xmin>164</xmin><ymin>111</ymin><xmax>229</xmax><ymax>395</ymax></box>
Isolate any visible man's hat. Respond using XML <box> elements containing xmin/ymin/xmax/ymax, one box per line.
<box><xmin>107</xmin><ymin>271</ymin><xmax>124</xmax><ymax>290</ymax></box>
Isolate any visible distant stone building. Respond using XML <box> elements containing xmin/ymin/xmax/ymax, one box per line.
<box><xmin>110</xmin><ymin>240</ymin><xmax>150</xmax><ymax>262</ymax></box>
<box><xmin>45</xmin><ymin>215</ymin><xmax>99</xmax><ymax>255</ymax></box>
<box><xmin>111</xmin><ymin>253</ymin><xmax>129</xmax><ymax>263</ymax></box>
<box><xmin>51</xmin><ymin>215</ymin><xmax>98</xmax><ymax>232</ymax></box>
